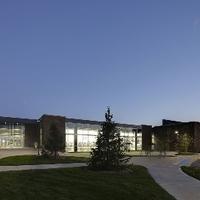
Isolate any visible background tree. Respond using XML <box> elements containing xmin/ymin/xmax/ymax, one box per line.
<box><xmin>45</xmin><ymin>123</ymin><xmax>65</xmax><ymax>158</ymax></box>
<box><xmin>154</xmin><ymin>133</ymin><xmax>169</xmax><ymax>157</ymax></box>
<box><xmin>156</xmin><ymin>138</ymin><xmax>168</xmax><ymax>156</ymax></box>
<box><xmin>88</xmin><ymin>107</ymin><xmax>127</xmax><ymax>170</ymax></box>
<box><xmin>144</xmin><ymin>141</ymin><xmax>153</xmax><ymax>157</ymax></box>
<box><xmin>177</xmin><ymin>133</ymin><xmax>193</xmax><ymax>153</ymax></box>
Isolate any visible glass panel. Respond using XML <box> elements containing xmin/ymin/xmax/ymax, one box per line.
<box><xmin>65</xmin><ymin>128</ymin><xmax>75</xmax><ymax>152</ymax></box>
<box><xmin>66</xmin><ymin>128</ymin><xmax>74</xmax><ymax>134</ymax></box>
<box><xmin>136</xmin><ymin>132</ymin><xmax>142</xmax><ymax>150</ymax></box>
<box><xmin>77</xmin><ymin>129</ymin><xmax>98</xmax><ymax>135</ymax></box>
<box><xmin>0</xmin><ymin>124</ymin><xmax>24</xmax><ymax>148</ymax></box>
<box><xmin>151</xmin><ymin>133</ymin><xmax>155</xmax><ymax>150</ymax></box>
<box><xmin>77</xmin><ymin>134</ymin><xmax>97</xmax><ymax>152</ymax></box>
<box><xmin>65</xmin><ymin>122</ymin><xmax>141</xmax><ymax>152</ymax></box>
<box><xmin>65</xmin><ymin>134</ymin><xmax>74</xmax><ymax>152</ymax></box>
<box><xmin>120</xmin><ymin>131</ymin><xmax>136</xmax><ymax>151</ymax></box>
<box><xmin>77</xmin><ymin>128</ymin><xmax>98</xmax><ymax>152</ymax></box>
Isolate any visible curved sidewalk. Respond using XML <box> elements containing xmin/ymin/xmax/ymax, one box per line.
<box><xmin>0</xmin><ymin>163</ymin><xmax>87</xmax><ymax>172</ymax></box>
<box><xmin>1</xmin><ymin>155</ymin><xmax>200</xmax><ymax>200</ymax></box>
<box><xmin>130</xmin><ymin>156</ymin><xmax>200</xmax><ymax>200</ymax></box>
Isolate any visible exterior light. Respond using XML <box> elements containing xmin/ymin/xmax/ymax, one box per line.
<box><xmin>175</xmin><ymin>131</ymin><xmax>179</xmax><ymax>134</ymax></box>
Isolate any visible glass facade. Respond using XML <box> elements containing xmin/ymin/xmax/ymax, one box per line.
<box><xmin>65</xmin><ymin>121</ymin><xmax>142</xmax><ymax>152</ymax></box>
<box><xmin>65</xmin><ymin>122</ymin><xmax>100</xmax><ymax>152</ymax></box>
<box><xmin>136</xmin><ymin>132</ymin><xmax>142</xmax><ymax>150</ymax></box>
<box><xmin>120</xmin><ymin>129</ymin><xmax>136</xmax><ymax>151</ymax></box>
<box><xmin>0</xmin><ymin>123</ymin><xmax>25</xmax><ymax>148</ymax></box>
<box><xmin>151</xmin><ymin>133</ymin><xmax>155</xmax><ymax>150</ymax></box>
<box><xmin>0</xmin><ymin>116</ymin><xmax>144</xmax><ymax>151</ymax></box>
<box><xmin>77</xmin><ymin>129</ymin><xmax>98</xmax><ymax>152</ymax></box>
<box><xmin>65</xmin><ymin>128</ymin><xmax>74</xmax><ymax>152</ymax></box>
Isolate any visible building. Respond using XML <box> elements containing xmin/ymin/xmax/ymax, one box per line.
<box><xmin>1</xmin><ymin>114</ymin><xmax>200</xmax><ymax>153</ymax></box>
<box><xmin>152</xmin><ymin>119</ymin><xmax>200</xmax><ymax>152</ymax></box>
<box><xmin>0</xmin><ymin>114</ymin><xmax>152</xmax><ymax>152</ymax></box>
<box><xmin>0</xmin><ymin>116</ymin><xmax>40</xmax><ymax>149</ymax></box>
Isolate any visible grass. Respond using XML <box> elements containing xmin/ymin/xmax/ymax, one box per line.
<box><xmin>181</xmin><ymin>166</ymin><xmax>200</xmax><ymax>180</ymax></box>
<box><xmin>67</xmin><ymin>152</ymin><xmax>90</xmax><ymax>158</ymax></box>
<box><xmin>0</xmin><ymin>155</ymin><xmax>88</xmax><ymax>166</ymax></box>
<box><xmin>0</xmin><ymin>165</ymin><xmax>175</xmax><ymax>200</ymax></box>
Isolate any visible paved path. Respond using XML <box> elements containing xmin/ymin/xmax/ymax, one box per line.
<box><xmin>130</xmin><ymin>155</ymin><xmax>200</xmax><ymax>200</ymax></box>
<box><xmin>1</xmin><ymin>150</ymin><xmax>200</xmax><ymax>200</ymax></box>
<box><xmin>0</xmin><ymin>163</ymin><xmax>87</xmax><ymax>172</ymax></box>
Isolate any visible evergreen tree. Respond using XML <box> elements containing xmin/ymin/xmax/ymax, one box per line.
<box><xmin>88</xmin><ymin>108</ymin><xmax>126</xmax><ymax>170</ymax></box>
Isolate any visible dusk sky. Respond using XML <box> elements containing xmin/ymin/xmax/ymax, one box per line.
<box><xmin>1</xmin><ymin>0</ymin><xmax>200</xmax><ymax>125</ymax></box>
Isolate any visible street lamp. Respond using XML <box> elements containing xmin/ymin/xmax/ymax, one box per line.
<box><xmin>175</xmin><ymin>130</ymin><xmax>179</xmax><ymax>135</ymax></box>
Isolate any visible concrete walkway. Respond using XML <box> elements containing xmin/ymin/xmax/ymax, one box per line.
<box><xmin>1</xmin><ymin>150</ymin><xmax>200</xmax><ymax>200</ymax></box>
<box><xmin>130</xmin><ymin>155</ymin><xmax>200</xmax><ymax>200</ymax></box>
<box><xmin>0</xmin><ymin>163</ymin><xmax>87</xmax><ymax>172</ymax></box>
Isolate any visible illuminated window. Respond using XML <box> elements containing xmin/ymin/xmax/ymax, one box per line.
<box><xmin>152</xmin><ymin>133</ymin><xmax>155</xmax><ymax>150</ymax></box>
<box><xmin>120</xmin><ymin>130</ymin><xmax>136</xmax><ymax>151</ymax></box>
<box><xmin>136</xmin><ymin>132</ymin><xmax>142</xmax><ymax>150</ymax></box>
<box><xmin>0</xmin><ymin>124</ymin><xmax>25</xmax><ymax>148</ymax></box>
<box><xmin>77</xmin><ymin>129</ymin><xmax>98</xmax><ymax>152</ymax></box>
<box><xmin>65</xmin><ymin>128</ymin><xmax>74</xmax><ymax>152</ymax></box>
<box><xmin>65</xmin><ymin>122</ymin><xmax>142</xmax><ymax>152</ymax></box>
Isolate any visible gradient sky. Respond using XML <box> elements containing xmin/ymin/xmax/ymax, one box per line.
<box><xmin>1</xmin><ymin>0</ymin><xmax>200</xmax><ymax>125</ymax></box>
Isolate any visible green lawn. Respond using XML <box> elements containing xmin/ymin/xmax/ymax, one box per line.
<box><xmin>0</xmin><ymin>155</ymin><xmax>88</xmax><ymax>166</ymax></box>
<box><xmin>0</xmin><ymin>165</ymin><xmax>175</xmax><ymax>200</ymax></box>
<box><xmin>181</xmin><ymin>166</ymin><xmax>200</xmax><ymax>180</ymax></box>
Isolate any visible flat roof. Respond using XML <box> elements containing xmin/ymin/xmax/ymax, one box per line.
<box><xmin>66</xmin><ymin>117</ymin><xmax>141</xmax><ymax>129</ymax></box>
<box><xmin>0</xmin><ymin>115</ymin><xmax>142</xmax><ymax>129</ymax></box>
<box><xmin>0</xmin><ymin>116</ymin><xmax>38</xmax><ymax>124</ymax></box>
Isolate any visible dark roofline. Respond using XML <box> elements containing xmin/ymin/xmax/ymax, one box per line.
<box><xmin>162</xmin><ymin>119</ymin><xmax>183</xmax><ymax>126</ymax></box>
<box><xmin>66</xmin><ymin>118</ymin><xmax>102</xmax><ymax>125</ymax></box>
<box><xmin>162</xmin><ymin>119</ymin><xmax>200</xmax><ymax>124</ymax></box>
<box><xmin>0</xmin><ymin>115</ymin><xmax>142</xmax><ymax>129</ymax></box>
<box><xmin>0</xmin><ymin>116</ymin><xmax>38</xmax><ymax>125</ymax></box>
<box><xmin>154</xmin><ymin>121</ymin><xmax>200</xmax><ymax>129</ymax></box>
<box><xmin>40</xmin><ymin>114</ymin><xmax>66</xmax><ymax>120</ymax></box>
<box><xmin>66</xmin><ymin>117</ymin><xmax>141</xmax><ymax>129</ymax></box>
